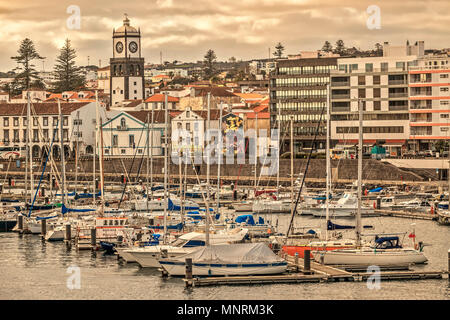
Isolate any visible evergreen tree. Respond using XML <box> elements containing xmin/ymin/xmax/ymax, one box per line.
<box><xmin>52</xmin><ymin>39</ymin><xmax>85</xmax><ymax>92</ymax></box>
<box><xmin>10</xmin><ymin>38</ymin><xmax>45</xmax><ymax>91</ymax></box>
<box><xmin>374</xmin><ymin>43</ymin><xmax>383</xmax><ymax>55</ymax></box>
<box><xmin>273</xmin><ymin>42</ymin><xmax>285</xmax><ymax>59</ymax></box>
<box><xmin>203</xmin><ymin>49</ymin><xmax>217</xmax><ymax>80</ymax></box>
<box><xmin>334</xmin><ymin>40</ymin><xmax>346</xmax><ymax>55</ymax></box>
<box><xmin>321</xmin><ymin>41</ymin><xmax>333</xmax><ymax>52</ymax></box>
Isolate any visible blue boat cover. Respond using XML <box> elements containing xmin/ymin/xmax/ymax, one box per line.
<box><xmin>369</xmin><ymin>187</ymin><xmax>383</xmax><ymax>193</ymax></box>
<box><xmin>235</xmin><ymin>214</ymin><xmax>255</xmax><ymax>225</ymax></box>
<box><xmin>61</xmin><ymin>204</ymin><xmax>96</xmax><ymax>214</ymax></box>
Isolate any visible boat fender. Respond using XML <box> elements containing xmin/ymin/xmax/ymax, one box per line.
<box><xmin>430</xmin><ymin>206</ymin><xmax>434</xmax><ymax>214</ymax></box>
<box><xmin>373</xmin><ymin>202</ymin><xmax>376</xmax><ymax>209</ymax></box>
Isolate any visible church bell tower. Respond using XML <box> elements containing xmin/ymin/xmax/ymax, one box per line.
<box><xmin>110</xmin><ymin>14</ymin><xmax>145</xmax><ymax>106</ymax></box>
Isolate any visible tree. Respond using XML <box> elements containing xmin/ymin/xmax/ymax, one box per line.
<box><xmin>321</xmin><ymin>41</ymin><xmax>333</xmax><ymax>52</ymax></box>
<box><xmin>374</xmin><ymin>43</ymin><xmax>383</xmax><ymax>55</ymax></box>
<box><xmin>334</xmin><ymin>40</ymin><xmax>346</xmax><ymax>55</ymax></box>
<box><xmin>273</xmin><ymin>42</ymin><xmax>285</xmax><ymax>59</ymax></box>
<box><xmin>52</xmin><ymin>39</ymin><xmax>85</xmax><ymax>92</ymax></box>
<box><xmin>228</xmin><ymin>56</ymin><xmax>237</xmax><ymax>63</ymax></box>
<box><xmin>10</xmin><ymin>38</ymin><xmax>45</xmax><ymax>91</ymax></box>
<box><xmin>203</xmin><ymin>49</ymin><xmax>217</xmax><ymax>80</ymax></box>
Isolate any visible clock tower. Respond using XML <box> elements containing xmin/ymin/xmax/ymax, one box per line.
<box><xmin>110</xmin><ymin>14</ymin><xmax>145</xmax><ymax>106</ymax></box>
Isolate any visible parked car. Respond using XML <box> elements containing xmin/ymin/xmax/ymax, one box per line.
<box><xmin>403</xmin><ymin>150</ymin><xmax>417</xmax><ymax>157</ymax></box>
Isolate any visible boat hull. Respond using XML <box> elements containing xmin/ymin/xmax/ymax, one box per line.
<box><xmin>313</xmin><ymin>249</ymin><xmax>428</xmax><ymax>266</ymax></box>
<box><xmin>159</xmin><ymin>261</ymin><xmax>288</xmax><ymax>276</ymax></box>
<box><xmin>0</xmin><ymin>220</ymin><xmax>17</xmax><ymax>232</ymax></box>
<box><xmin>282</xmin><ymin>245</ymin><xmax>354</xmax><ymax>259</ymax></box>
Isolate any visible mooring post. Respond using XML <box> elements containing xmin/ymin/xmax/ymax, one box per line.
<box><xmin>40</xmin><ymin>219</ymin><xmax>46</xmax><ymax>239</ymax></box>
<box><xmin>90</xmin><ymin>228</ymin><xmax>96</xmax><ymax>250</ymax></box>
<box><xmin>185</xmin><ymin>258</ymin><xmax>193</xmax><ymax>287</ymax></box>
<box><xmin>294</xmin><ymin>252</ymin><xmax>299</xmax><ymax>271</ymax></box>
<box><xmin>376</xmin><ymin>196</ymin><xmax>381</xmax><ymax>210</ymax></box>
<box><xmin>65</xmin><ymin>224</ymin><xmax>71</xmax><ymax>246</ymax></box>
<box><xmin>18</xmin><ymin>215</ymin><xmax>23</xmax><ymax>233</ymax></box>
<box><xmin>304</xmin><ymin>250</ymin><xmax>311</xmax><ymax>274</ymax></box>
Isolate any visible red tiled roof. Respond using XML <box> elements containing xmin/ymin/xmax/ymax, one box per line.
<box><xmin>247</xmin><ymin>112</ymin><xmax>270</xmax><ymax>119</ymax></box>
<box><xmin>126</xmin><ymin>110</ymin><xmax>179</xmax><ymax>123</ymax></box>
<box><xmin>145</xmin><ymin>94</ymin><xmax>179</xmax><ymax>103</ymax></box>
<box><xmin>0</xmin><ymin>102</ymin><xmax>91</xmax><ymax>116</ymax></box>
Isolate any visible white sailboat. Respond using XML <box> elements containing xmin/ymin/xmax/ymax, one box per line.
<box><xmin>314</xmin><ymin>100</ymin><xmax>428</xmax><ymax>266</ymax></box>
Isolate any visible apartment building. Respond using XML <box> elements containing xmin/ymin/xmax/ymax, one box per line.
<box><xmin>269</xmin><ymin>57</ymin><xmax>338</xmax><ymax>152</ymax></box>
<box><xmin>329</xmin><ymin>42</ymin><xmax>423</xmax><ymax>156</ymax></box>
<box><xmin>0</xmin><ymin>102</ymin><xmax>104</xmax><ymax>159</ymax></box>
<box><xmin>408</xmin><ymin>55</ymin><xmax>450</xmax><ymax>151</ymax></box>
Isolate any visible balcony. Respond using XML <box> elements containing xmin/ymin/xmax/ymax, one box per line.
<box><xmin>331</xmin><ymin>94</ymin><xmax>350</xmax><ymax>100</ymax></box>
<box><xmin>331</xmin><ymin>81</ymin><xmax>350</xmax><ymax>87</ymax></box>
<box><xmin>388</xmin><ymin>92</ymin><xmax>408</xmax><ymax>98</ymax></box>
<box><xmin>116</xmin><ymin>125</ymin><xmax>128</xmax><ymax>131</ymax></box>
<box><xmin>388</xmin><ymin>80</ymin><xmax>407</xmax><ymax>85</ymax></box>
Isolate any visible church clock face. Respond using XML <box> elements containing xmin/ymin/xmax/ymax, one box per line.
<box><xmin>129</xmin><ymin>41</ymin><xmax>138</xmax><ymax>53</ymax></box>
<box><xmin>116</xmin><ymin>41</ymin><xmax>124</xmax><ymax>53</ymax></box>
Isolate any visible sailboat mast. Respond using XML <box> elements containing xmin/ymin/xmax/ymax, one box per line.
<box><xmin>75</xmin><ymin>111</ymin><xmax>80</xmax><ymax>195</ymax></box>
<box><xmin>163</xmin><ymin>93</ymin><xmax>168</xmax><ymax>244</ymax></box>
<box><xmin>58</xmin><ymin>99</ymin><xmax>66</xmax><ymax>206</ymax></box>
<box><xmin>254</xmin><ymin>113</ymin><xmax>258</xmax><ymax>195</ymax></box>
<box><xmin>216</xmin><ymin>102</ymin><xmax>223</xmax><ymax>216</ymax></box>
<box><xmin>325</xmin><ymin>84</ymin><xmax>331</xmax><ymax>241</ymax></box>
<box><xmin>150</xmin><ymin>106</ymin><xmax>154</xmax><ymax>200</ymax></box>
<box><xmin>25</xmin><ymin>92</ymin><xmax>29</xmax><ymax>203</ymax></box>
<box><xmin>27</xmin><ymin>93</ymin><xmax>34</xmax><ymax>204</ymax></box>
<box><xmin>356</xmin><ymin>99</ymin><xmax>363</xmax><ymax>247</ymax></box>
<box><xmin>146</xmin><ymin>113</ymin><xmax>150</xmax><ymax>211</ymax></box>
<box><xmin>205</xmin><ymin>92</ymin><xmax>211</xmax><ymax>246</ymax></box>
<box><xmin>93</xmin><ymin>102</ymin><xmax>97</xmax><ymax>207</ymax></box>
<box><xmin>276</xmin><ymin>106</ymin><xmax>281</xmax><ymax>196</ymax></box>
<box><xmin>290</xmin><ymin>115</ymin><xmax>294</xmax><ymax>215</ymax></box>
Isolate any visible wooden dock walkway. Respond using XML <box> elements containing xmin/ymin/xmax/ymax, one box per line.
<box><xmin>183</xmin><ymin>255</ymin><xmax>448</xmax><ymax>287</ymax></box>
<box><xmin>374</xmin><ymin>209</ymin><xmax>438</xmax><ymax>221</ymax></box>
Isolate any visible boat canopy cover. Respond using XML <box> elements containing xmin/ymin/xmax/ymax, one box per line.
<box><xmin>168</xmin><ymin>198</ymin><xmax>199</xmax><ymax>211</ymax></box>
<box><xmin>368</xmin><ymin>187</ymin><xmax>383</xmax><ymax>193</ymax></box>
<box><xmin>61</xmin><ymin>204</ymin><xmax>96</xmax><ymax>214</ymax></box>
<box><xmin>171</xmin><ymin>243</ymin><xmax>285</xmax><ymax>264</ymax></box>
<box><xmin>235</xmin><ymin>214</ymin><xmax>255</xmax><ymax>225</ymax></box>
<box><xmin>374</xmin><ymin>236</ymin><xmax>402</xmax><ymax>249</ymax></box>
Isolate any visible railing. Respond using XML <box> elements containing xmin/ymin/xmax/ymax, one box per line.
<box><xmin>388</xmin><ymin>92</ymin><xmax>408</xmax><ymax>98</ymax></box>
<box><xmin>116</xmin><ymin>125</ymin><xmax>128</xmax><ymax>131</ymax></box>
<box><xmin>332</xmin><ymin>94</ymin><xmax>350</xmax><ymax>99</ymax></box>
<box><xmin>331</xmin><ymin>81</ymin><xmax>350</xmax><ymax>87</ymax></box>
<box><xmin>388</xmin><ymin>80</ymin><xmax>407</xmax><ymax>85</ymax></box>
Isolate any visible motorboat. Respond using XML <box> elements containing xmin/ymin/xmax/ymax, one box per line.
<box><xmin>158</xmin><ymin>242</ymin><xmax>288</xmax><ymax>276</ymax></box>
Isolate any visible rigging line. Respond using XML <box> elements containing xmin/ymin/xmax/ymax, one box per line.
<box><xmin>286</xmin><ymin>104</ymin><xmax>326</xmax><ymax>239</ymax></box>
<box><xmin>28</xmin><ymin>119</ymin><xmax>58</xmax><ymax>218</ymax></box>
<box><xmin>117</xmin><ymin>118</ymin><xmax>146</xmax><ymax>208</ymax></box>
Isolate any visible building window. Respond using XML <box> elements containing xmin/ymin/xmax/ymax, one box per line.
<box><xmin>33</xmin><ymin>117</ymin><xmax>38</xmax><ymax>126</ymax></box>
<box><xmin>134</xmin><ymin>82</ymin><xmax>137</xmax><ymax>85</ymax></box>
<box><xmin>358</xmin><ymin>76</ymin><xmax>365</xmax><ymax>85</ymax></box>
<box><xmin>440</xmin><ymin>74</ymin><xmax>449</xmax><ymax>79</ymax></box>
<box><xmin>121</xmin><ymin>149</ymin><xmax>126</xmax><ymax>154</ymax></box>
<box><xmin>440</xmin><ymin>114</ymin><xmax>449</xmax><ymax>118</ymax></box>
<box><xmin>3</xmin><ymin>130</ymin><xmax>9</xmax><ymax>142</ymax></box>
<box><xmin>23</xmin><ymin>117</ymin><xmax>27</xmax><ymax>126</ymax></box>
<box><xmin>53</xmin><ymin>117</ymin><xmax>58</xmax><ymax>126</ymax></box>
<box><xmin>129</xmin><ymin>135</ymin><xmax>135</xmax><ymax>148</ymax></box>
<box><xmin>358</xmin><ymin>88</ymin><xmax>366</xmax><ymax>98</ymax></box>
<box><xmin>13</xmin><ymin>117</ymin><xmax>19</xmax><ymax>126</ymax></box>
<box><xmin>440</xmin><ymin>87</ymin><xmax>449</xmax><ymax>92</ymax></box>
<box><xmin>63</xmin><ymin>117</ymin><xmax>68</xmax><ymax>126</ymax></box>
<box><xmin>350</xmin><ymin>64</ymin><xmax>358</xmax><ymax>72</ymax></box>
<box><xmin>440</xmin><ymin>100</ymin><xmax>449</xmax><ymax>105</ymax></box>
<box><xmin>134</xmin><ymin>90</ymin><xmax>137</xmax><ymax>94</ymax></box>
<box><xmin>381</xmin><ymin>63</ymin><xmax>388</xmax><ymax>72</ymax></box>
<box><xmin>3</xmin><ymin>118</ymin><xmax>9</xmax><ymax>126</ymax></box>
<box><xmin>186</xmin><ymin>123</ymin><xmax>190</xmax><ymax>131</ymax></box>
<box><xmin>365</xmin><ymin>63</ymin><xmax>373</xmax><ymax>72</ymax></box>
<box><xmin>373</xmin><ymin>75</ymin><xmax>380</xmax><ymax>85</ymax></box>
<box><xmin>120</xmin><ymin>90</ymin><xmax>123</xmax><ymax>94</ymax></box>
<box><xmin>43</xmin><ymin>117</ymin><xmax>48</xmax><ymax>126</ymax></box>
<box><xmin>112</xmin><ymin>135</ymin><xmax>118</xmax><ymax>147</ymax></box>
<box><xmin>120</xmin><ymin>118</ymin><xmax>126</xmax><ymax>128</ymax></box>
<box><xmin>373</xmin><ymin>101</ymin><xmax>381</xmax><ymax>111</ymax></box>
<box><xmin>373</xmin><ymin>88</ymin><xmax>381</xmax><ymax>98</ymax></box>
<box><xmin>396</xmin><ymin>62</ymin><xmax>405</xmax><ymax>70</ymax></box>
<box><xmin>440</xmin><ymin>127</ymin><xmax>449</xmax><ymax>132</ymax></box>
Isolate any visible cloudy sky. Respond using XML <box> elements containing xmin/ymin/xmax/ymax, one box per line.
<box><xmin>0</xmin><ymin>0</ymin><xmax>448</xmax><ymax>71</ymax></box>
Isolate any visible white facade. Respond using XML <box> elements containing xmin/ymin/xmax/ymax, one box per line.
<box><xmin>101</xmin><ymin>112</ymin><xmax>163</xmax><ymax>157</ymax></box>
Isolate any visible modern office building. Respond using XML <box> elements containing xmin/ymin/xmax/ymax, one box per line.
<box><xmin>269</xmin><ymin>56</ymin><xmax>338</xmax><ymax>153</ymax></box>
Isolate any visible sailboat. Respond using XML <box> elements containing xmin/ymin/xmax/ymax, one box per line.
<box><xmin>313</xmin><ymin>100</ymin><xmax>428</xmax><ymax>266</ymax></box>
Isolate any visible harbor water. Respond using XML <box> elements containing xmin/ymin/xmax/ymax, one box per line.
<box><xmin>0</xmin><ymin>214</ymin><xmax>449</xmax><ymax>300</ymax></box>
